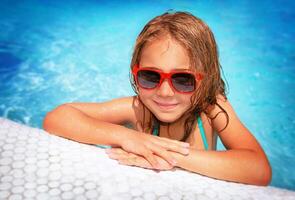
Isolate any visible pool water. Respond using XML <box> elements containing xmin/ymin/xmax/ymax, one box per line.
<box><xmin>0</xmin><ymin>0</ymin><xmax>294</xmax><ymax>190</ymax></box>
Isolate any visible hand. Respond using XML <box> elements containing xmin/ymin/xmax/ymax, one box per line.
<box><xmin>119</xmin><ymin>132</ymin><xmax>189</xmax><ymax>169</ymax></box>
<box><xmin>106</xmin><ymin>148</ymin><xmax>174</xmax><ymax>170</ymax></box>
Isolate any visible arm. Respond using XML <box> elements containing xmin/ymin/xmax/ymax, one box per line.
<box><xmin>173</xmin><ymin>148</ymin><xmax>271</xmax><ymax>185</ymax></box>
<box><xmin>173</xmin><ymin>95</ymin><xmax>272</xmax><ymax>185</ymax></box>
<box><xmin>106</xmin><ymin>148</ymin><xmax>173</xmax><ymax>170</ymax></box>
<box><xmin>107</xmin><ymin>147</ymin><xmax>270</xmax><ymax>185</ymax></box>
<box><xmin>109</xmin><ymin>96</ymin><xmax>272</xmax><ymax>186</ymax></box>
<box><xmin>43</xmin><ymin>97</ymin><xmax>137</xmax><ymax>146</ymax></box>
<box><xmin>43</xmin><ymin>96</ymin><xmax>189</xmax><ymax>168</ymax></box>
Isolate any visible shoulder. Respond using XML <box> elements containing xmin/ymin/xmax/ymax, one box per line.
<box><xmin>204</xmin><ymin>94</ymin><xmax>239</xmax><ymax>135</ymax></box>
<box><xmin>205</xmin><ymin>94</ymin><xmax>232</xmax><ymax>120</ymax></box>
<box><xmin>105</xmin><ymin>96</ymin><xmax>146</xmax><ymax>127</ymax></box>
<box><xmin>204</xmin><ymin>94</ymin><xmax>260</xmax><ymax>150</ymax></box>
<box><xmin>100</xmin><ymin>96</ymin><xmax>142</xmax><ymax>124</ymax></box>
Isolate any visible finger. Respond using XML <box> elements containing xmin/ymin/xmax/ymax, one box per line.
<box><xmin>152</xmin><ymin>137</ymin><xmax>190</xmax><ymax>155</ymax></box>
<box><xmin>154</xmin><ymin>157</ymin><xmax>173</xmax><ymax>170</ymax></box>
<box><xmin>106</xmin><ymin>148</ymin><xmax>129</xmax><ymax>155</ymax></box>
<box><xmin>119</xmin><ymin>155</ymin><xmax>163</xmax><ymax>170</ymax></box>
<box><xmin>141</xmin><ymin>150</ymin><xmax>160</xmax><ymax>169</ymax></box>
<box><xmin>126</xmin><ymin>156</ymin><xmax>154</xmax><ymax>169</ymax></box>
<box><xmin>107</xmin><ymin>152</ymin><xmax>128</xmax><ymax>160</ymax></box>
<box><xmin>119</xmin><ymin>157</ymin><xmax>140</xmax><ymax>166</ymax></box>
<box><xmin>107</xmin><ymin>148</ymin><xmax>137</xmax><ymax>159</ymax></box>
<box><xmin>148</xmin><ymin>143</ymin><xmax>177</xmax><ymax>166</ymax></box>
<box><xmin>108</xmin><ymin>148</ymin><xmax>144</xmax><ymax>160</ymax></box>
<box><xmin>156</xmin><ymin>136</ymin><xmax>190</xmax><ymax>147</ymax></box>
<box><xmin>137</xmin><ymin>159</ymin><xmax>153</xmax><ymax>169</ymax></box>
<box><xmin>118</xmin><ymin>158</ymin><xmax>132</xmax><ymax>166</ymax></box>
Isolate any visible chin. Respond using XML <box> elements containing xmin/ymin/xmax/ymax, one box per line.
<box><xmin>153</xmin><ymin>112</ymin><xmax>182</xmax><ymax>123</ymax></box>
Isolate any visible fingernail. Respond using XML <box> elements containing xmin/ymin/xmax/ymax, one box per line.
<box><xmin>183</xmin><ymin>143</ymin><xmax>190</xmax><ymax>147</ymax></box>
<box><xmin>156</xmin><ymin>163</ymin><xmax>161</xmax><ymax>169</ymax></box>
<box><xmin>171</xmin><ymin>160</ymin><xmax>177</xmax><ymax>166</ymax></box>
<box><xmin>184</xmin><ymin>149</ymin><xmax>190</xmax><ymax>154</ymax></box>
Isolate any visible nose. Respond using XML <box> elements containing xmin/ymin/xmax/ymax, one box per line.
<box><xmin>156</xmin><ymin>79</ymin><xmax>175</xmax><ymax>97</ymax></box>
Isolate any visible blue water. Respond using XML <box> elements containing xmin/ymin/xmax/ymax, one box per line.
<box><xmin>0</xmin><ymin>0</ymin><xmax>294</xmax><ymax>190</ymax></box>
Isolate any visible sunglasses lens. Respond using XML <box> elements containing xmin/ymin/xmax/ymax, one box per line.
<box><xmin>171</xmin><ymin>73</ymin><xmax>196</xmax><ymax>92</ymax></box>
<box><xmin>137</xmin><ymin>70</ymin><xmax>160</xmax><ymax>89</ymax></box>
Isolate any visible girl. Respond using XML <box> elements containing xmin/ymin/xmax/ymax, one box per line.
<box><xmin>43</xmin><ymin>11</ymin><xmax>272</xmax><ymax>186</ymax></box>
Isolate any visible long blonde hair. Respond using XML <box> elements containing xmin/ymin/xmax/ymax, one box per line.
<box><xmin>130</xmin><ymin>11</ymin><xmax>228</xmax><ymax>141</ymax></box>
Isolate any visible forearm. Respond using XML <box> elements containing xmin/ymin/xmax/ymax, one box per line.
<box><xmin>43</xmin><ymin>104</ymin><xmax>134</xmax><ymax>146</ymax></box>
<box><xmin>173</xmin><ymin>149</ymin><xmax>272</xmax><ymax>186</ymax></box>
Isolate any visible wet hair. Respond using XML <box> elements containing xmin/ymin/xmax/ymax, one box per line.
<box><xmin>130</xmin><ymin>11</ymin><xmax>229</xmax><ymax>141</ymax></box>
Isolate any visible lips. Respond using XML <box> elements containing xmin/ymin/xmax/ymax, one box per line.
<box><xmin>154</xmin><ymin>100</ymin><xmax>178</xmax><ymax>110</ymax></box>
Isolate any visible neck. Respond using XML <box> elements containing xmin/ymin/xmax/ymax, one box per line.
<box><xmin>159</xmin><ymin>111</ymin><xmax>193</xmax><ymax>128</ymax></box>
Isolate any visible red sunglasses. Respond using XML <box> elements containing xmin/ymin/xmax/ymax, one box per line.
<box><xmin>132</xmin><ymin>64</ymin><xmax>204</xmax><ymax>93</ymax></box>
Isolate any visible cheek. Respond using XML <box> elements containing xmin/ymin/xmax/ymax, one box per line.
<box><xmin>138</xmin><ymin>88</ymin><xmax>155</xmax><ymax>98</ymax></box>
<box><xmin>178</xmin><ymin>93</ymin><xmax>192</xmax><ymax>105</ymax></box>
<box><xmin>177</xmin><ymin>94</ymin><xmax>194</xmax><ymax>114</ymax></box>
<box><xmin>138</xmin><ymin>89</ymin><xmax>155</xmax><ymax>105</ymax></box>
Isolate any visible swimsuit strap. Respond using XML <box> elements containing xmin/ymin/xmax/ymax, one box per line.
<box><xmin>152</xmin><ymin>116</ymin><xmax>208</xmax><ymax>150</ymax></box>
<box><xmin>197</xmin><ymin>116</ymin><xmax>209</xmax><ymax>150</ymax></box>
<box><xmin>152</xmin><ymin>121</ymin><xmax>159</xmax><ymax>136</ymax></box>
<box><xmin>97</xmin><ymin>116</ymin><xmax>207</xmax><ymax>149</ymax></box>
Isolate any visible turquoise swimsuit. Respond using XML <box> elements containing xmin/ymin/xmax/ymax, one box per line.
<box><xmin>152</xmin><ymin>115</ymin><xmax>209</xmax><ymax>150</ymax></box>
<box><xmin>97</xmin><ymin>115</ymin><xmax>209</xmax><ymax>150</ymax></box>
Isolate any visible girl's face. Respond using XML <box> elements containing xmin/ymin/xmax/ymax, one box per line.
<box><xmin>138</xmin><ymin>37</ymin><xmax>193</xmax><ymax>123</ymax></box>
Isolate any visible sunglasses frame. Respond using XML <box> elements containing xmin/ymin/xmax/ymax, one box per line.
<box><xmin>132</xmin><ymin>64</ymin><xmax>204</xmax><ymax>93</ymax></box>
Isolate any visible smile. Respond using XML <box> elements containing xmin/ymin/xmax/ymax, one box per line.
<box><xmin>154</xmin><ymin>101</ymin><xmax>179</xmax><ymax>110</ymax></box>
